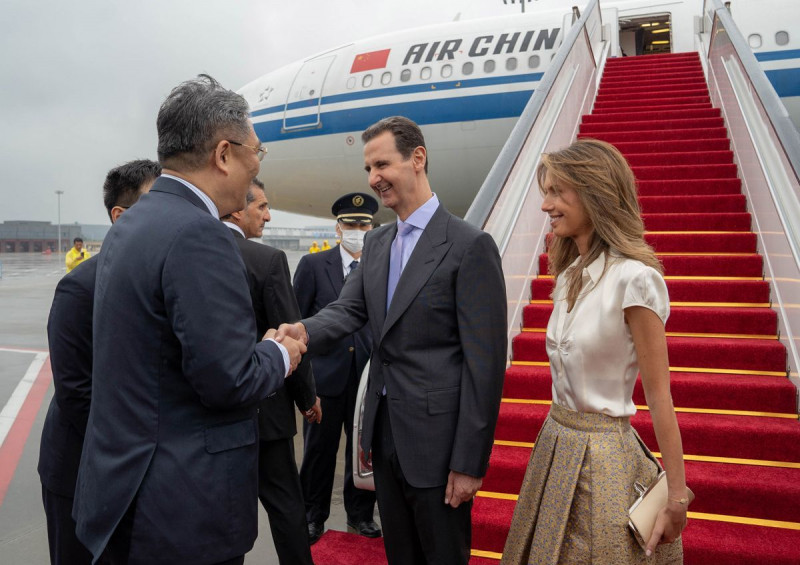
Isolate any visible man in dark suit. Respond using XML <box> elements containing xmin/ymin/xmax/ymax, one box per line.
<box><xmin>276</xmin><ymin>116</ymin><xmax>507</xmax><ymax>564</ymax></box>
<box><xmin>38</xmin><ymin>159</ymin><xmax>161</xmax><ymax>565</ymax></box>
<box><xmin>73</xmin><ymin>75</ymin><xmax>306</xmax><ymax>565</ymax></box>
<box><xmin>294</xmin><ymin>193</ymin><xmax>380</xmax><ymax>544</ymax></box>
<box><xmin>220</xmin><ymin>178</ymin><xmax>318</xmax><ymax>564</ymax></box>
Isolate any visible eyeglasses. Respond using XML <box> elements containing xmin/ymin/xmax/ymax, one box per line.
<box><xmin>228</xmin><ymin>140</ymin><xmax>268</xmax><ymax>161</ymax></box>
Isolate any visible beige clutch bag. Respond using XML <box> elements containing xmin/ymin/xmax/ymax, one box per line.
<box><xmin>628</xmin><ymin>472</ymin><xmax>694</xmax><ymax>547</ymax></box>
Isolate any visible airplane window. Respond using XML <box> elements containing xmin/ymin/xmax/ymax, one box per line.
<box><xmin>381</xmin><ymin>71</ymin><xmax>392</xmax><ymax>85</ymax></box>
<box><xmin>528</xmin><ymin>55</ymin><xmax>540</xmax><ymax>69</ymax></box>
<box><xmin>362</xmin><ymin>74</ymin><xmax>373</xmax><ymax>88</ymax></box>
<box><xmin>421</xmin><ymin>66</ymin><xmax>432</xmax><ymax>80</ymax></box>
<box><xmin>441</xmin><ymin>64</ymin><xmax>453</xmax><ymax>78</ymax></box>
<box><xmin>506</xmin><ymin>58</ymin><xmax>518</xmax><ymax>71</ymax></box>
<box><xmin>748</xmin><ymin>34</ymin><xmax>762</xmax><ymax>48</ymax></box>
<box><xmin>776</xmin><ymin>31</ymin><xmax>789</xmax><ymax>46</ymax></box>
<box><xmin>400</xmin><ymin>69</ymin><xmax>412</xmax><ymax>82</ymax></box>
<box><xmin>484</xmin><ymin>60</ymin><xmax>496</xmax><ymax>73</ymax></box>
<box><xmin>346</xmin><ymin>77</ymin><xmax>356</xmax><ymax>89</ymax></box>
<box><xmin>462</xmin><ymin>62</ymin><xmax>474</xmax><ymax>75</ymax></box>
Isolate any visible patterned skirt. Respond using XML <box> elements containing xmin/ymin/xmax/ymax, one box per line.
<box><xmin>500</xmin><ymin>403</ymin><xmax>683</xmax><ymax>564</ymax></box>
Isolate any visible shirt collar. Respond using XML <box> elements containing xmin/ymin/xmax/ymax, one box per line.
<box><xmin>160</xmin><ymin>173</ymin><xmax>219</xmax><ymax>218</ymax></box>
<box><xmin>222</xmin><ymin>221</ymin><xmax>245</xmax><ymax>238</ymax></box>
<box><xmin>339</xmin><ymin>243</ymin><xmax>357</xmax><ymax>266</ymax></box>
<box><xmin>399</xmin><ymin>193</ymin><xmax>439</xmax><ymax>232</ymax></box>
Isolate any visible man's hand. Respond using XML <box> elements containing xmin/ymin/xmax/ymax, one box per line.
<box><xmin>275</xmin><ymin>322</ymin><xmax>308</xmax><ymax>345</ymax></box>
<box><xmin>444</xmin><ymin>471</ymin><xmax>482</xmax><ymax>508</ymax></box>
<box><xmin>303</xmin><ymin>396</ymin><xmax>322</xmax><ymax>424</ymax></box>
<box><xmin>262</xmin><ymin>328</ymin><xmax>277</xmax><ymax>340</ymax></box>
<box><xmin>281</xmin><ymin>335</ymin><xmax>306</xmax><ymax>375</ymax></box>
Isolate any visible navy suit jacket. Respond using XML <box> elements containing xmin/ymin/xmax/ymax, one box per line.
<box><xmin>293</xmin><ymin>245</ymin><xmax>371</xmax><ymax>396</ymax></box>
<box><xmin>38</xmin><ymin>256</ymin><xmax>97</xmax><ymax>497</ymax></box>
<box><xmin>229</xmin><ymin>229</ymin><xmax>315</xmax><ymax>441</ymax></box>
<box><xmin>74</xmin><ymin>177</ymin><xmax>287</xmax><ymax>564</ymax></box>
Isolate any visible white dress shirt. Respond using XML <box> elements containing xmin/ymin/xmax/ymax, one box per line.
<box><xmin>546</xmin><ymin>251</ymin><xmax>670</xmax><ymax>417</ymax></box>
<box><xmin>339</xmin><ymin>244</ymin><xmax>358</xmax><ymax>278</ymax></box>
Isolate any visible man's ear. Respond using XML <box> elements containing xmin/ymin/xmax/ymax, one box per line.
<box><xmin>110</xmin><ymin>206</ymin><xmax>125</xmax><ymax>224</ymax></box>
<box><xmin>213</xmin><ymin>139</ymin><xmax>232</xmax><ymax>174</ymax></box>
<box><xmin>412</xmin><ymin>146</ymin><xmax>427</xmax><ymax>172</ymax></box>
<box><xmin>230</xmin><ymin>209</ymin><xmax>245</xmax><ymax>222</ymax></box>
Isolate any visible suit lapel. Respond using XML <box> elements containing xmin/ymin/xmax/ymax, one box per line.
<box><xmin>381</xmin><ymin>207</ymin><xmax>451</xmax><ymax>340</ymax></box>
<box><xmin>324</xmin><ymin>248</ymin><xmax>344</xmax><ymax>296</ymax></box>
<box><xmin>151</xmin><ymin>176</ymin><xmax>209</xmax><ymax>212</ymax></box>
<box><xmin>366</xmin><ymin>224</ymin><xmax>395</xmax><ymax>332</ymax></box>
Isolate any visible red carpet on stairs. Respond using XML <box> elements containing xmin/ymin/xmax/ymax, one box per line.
<box><xmin>310</xmin><ymin>51</ymin><xmax>800</xmax><ymax>564</ymax></box>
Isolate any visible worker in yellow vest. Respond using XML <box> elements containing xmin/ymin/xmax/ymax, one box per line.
<box><xmin>65</xmin><ymin>237</ymin><xmax>91</xmax><ymax>273</ymax></box>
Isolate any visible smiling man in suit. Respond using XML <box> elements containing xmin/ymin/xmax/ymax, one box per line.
<box><xmin>73</xmin><ymin>75</ymin><xmax>306</xmax><ymax>565</ymax></box>
<box><xmin>221</xmin><ymin>177</ymin><xmax>318</xmax><ymax>564</ymax></box>
<box><xmin>293</xmin><ymin>192</ymin><xmax>380</xmax><ymax>544</ymax></box>
<box><xmin>276</xmin><ymin>116</ymin><xmax>507</xmax><ymax>564</ymax></box>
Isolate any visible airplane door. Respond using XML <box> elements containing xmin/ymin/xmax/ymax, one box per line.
<box><xmin>283</xmin><ymin>55</ymin><xmax>335</xmax><ymax>132</ymax></box>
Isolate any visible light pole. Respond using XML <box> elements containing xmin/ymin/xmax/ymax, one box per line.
<box><xmin>55</xmin><ymin>190</ymin><xmax>64</xmax><ymax>264</ymax></box>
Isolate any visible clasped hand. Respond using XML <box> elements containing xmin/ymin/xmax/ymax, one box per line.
<box><xmin>263</xmin><ymin>327</ymin><xmax>306</xmax><ymax>375</ymax></box>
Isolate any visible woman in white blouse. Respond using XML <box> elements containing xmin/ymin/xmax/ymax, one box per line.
<box><xmin>501</xmin><ymin>139</ymin><xmax>689</xmax><ymax>564</ymax></box>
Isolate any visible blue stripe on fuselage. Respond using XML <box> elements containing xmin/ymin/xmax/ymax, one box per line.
<box><xmin>251</xmin><ymin>72</ymin><xmax>544</xmax><ymax>118</ymax></box>
<box><xmin>765</xmin><ymin>68</ymin><xmax>800</xmax><ymax>97</ymax></box>
<box><xmin>253</xmin><ymin>89</ymin><xmax>534</xmax><ymax>142</ymax></box>
<box><xmin>755</xmin><ymin>49</ymin><xmax>800</xmax><ymax>62</ymax></box>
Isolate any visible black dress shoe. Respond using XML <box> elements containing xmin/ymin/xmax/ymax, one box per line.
<box><xmin>346</xmin><ymin>518</ymin><xmax>382</xmax><ymax>538</ymax></box>
<box><xmin>307</xmin><ymin>521</ymin><xmax>324</xmax><ymax>545</ymax></box>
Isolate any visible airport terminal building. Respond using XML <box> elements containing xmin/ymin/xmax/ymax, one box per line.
<box><xmin>0</xmin><ymin>221</ymin><xmax>84</xmax><ymax>254</ymax></box>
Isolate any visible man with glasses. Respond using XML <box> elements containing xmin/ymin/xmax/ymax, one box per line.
<box><xmin>221</xmin><ymin>177</ymin><xmax>318</xmax><ymax>564</ymax></box>
<box><xmin>73</xmin><ymin>75</ymin><xmax>305</xmax><ymax>565</ymax></box>
<box><xmin>38</xmin><ymin>159</ymin><xmax>160</xmax><ymax>565</ymax></box>
<box><xmin>293</xmin><ymin>193</ymin><xmax>380</xmax><ymax>545</ymax></box>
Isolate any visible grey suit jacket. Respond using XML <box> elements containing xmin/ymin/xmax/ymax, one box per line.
<box><xmin>303</xmin><ymin>203</ymin><xmax>507</xmax><ymax>488</ymax></box>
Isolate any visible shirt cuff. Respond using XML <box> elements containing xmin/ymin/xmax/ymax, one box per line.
<box><xmin>264</xmin><ymin>338</ymin><xmax>290</xmax><ymax>378</ymax></box>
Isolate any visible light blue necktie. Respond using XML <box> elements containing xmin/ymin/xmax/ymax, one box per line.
<box><xmin>386</xmin><ymin>222</ymin><xmax>414</xmax><ymax>312</ymax></box>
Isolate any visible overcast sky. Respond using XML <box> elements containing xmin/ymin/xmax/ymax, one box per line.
<box><xmin>0</xmin><ymin>0</ymin><xmax>523</xmax><ymax>228</ymax></box>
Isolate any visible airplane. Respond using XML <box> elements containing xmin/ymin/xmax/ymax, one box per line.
<box><xmin>237</xmin><ymin>0</ymin><xmax>799</xmax><ymax>225</ymax></box>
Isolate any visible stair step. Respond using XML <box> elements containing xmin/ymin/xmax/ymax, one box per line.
<box><xmin>642</xmin><ymin>212</ymin><xmax>752</xmax><ymax>231</ymax></box>
<box><xmin>495</xmin><ymin>404</ymin><xmax>799</xmax><ymax>462</ymax></box>
<box><xmin>539</xmin><ymin>252</ymin><xmax>763</xmax><ymax>276</ymax></box>
<box><xmin>626</xmin><ymin>150</ymin><xmax>734</xmax><ymax>166</ymax></box>
<box><xmin>582</xmin><ymin>107</ymin><xmax>720</xmax><ymax>123</ymax></box>
<box><xmin>530</xmin><ymin>277</ymin><xmax>771</xmax><ymax>304</ymax></box>
<box><xmin>593</xmin><ymin>96</ymin><xmax>712</xmax><ymax>111</ymax></box>
<box><xmin>512</xmin><ymin>333</ymin><xmax>786</xmax><ymax>373</ymax></box>
<box><xmin>639</xmin><ymin>194</ymin><xmax>746</xmax><ymax>213</ymax></box>
<box><xmin>598</xmin><ymin>82</ymin><xmax>710</xmax><ymax>96</ymax></box>
<box><xmin>523</xmin><ymin>303</ymin><xmax>776</xmax><ymax>334</ymax></box>
<box><xmin>596</xmin><ymin>88</ymin><xmax>710</xmax><ymax>102</ymax></box>
<box><xmin>600</xmin><ymin>72</ymin><xmax>706</xmax><ymax>88</ymax></box>
<box><xmin>503</xmin><ymin>365</ymin><xmax>797</xmax><ymax>414</ymax></box>
<box><xmin>580</xmin><ymin>127</ymin><xmax>728</xmax><ymax>143</ymax></box>
<box><xmin>637</xmin><ymin>178</ymin><xmax>741</xmax><ymax>196</ymax></box>
<box><xmin>582</xmin><ymin>117</ymin><xmax>725</xmax><ymax>135</ymax></box>
<box><xmin>645</xmin><ymin>231</ymin><xmax>756</xmax><ymax>253</ymax></box>
<box><xmin>633</xmin><ymin>163</ymin><xmax>738</xmax><ymax>179</ymax></box>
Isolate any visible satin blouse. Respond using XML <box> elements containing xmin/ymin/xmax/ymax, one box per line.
<box><xmin>546</xmin><ymin>251</ymin><xmax>670</xmax><ymax>417</ymax></box>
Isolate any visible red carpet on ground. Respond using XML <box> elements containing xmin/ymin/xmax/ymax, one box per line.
<box><xmin>310</xmin><ymin>52</ymin><xmax>800</xmax><ymax>564</ymax></box>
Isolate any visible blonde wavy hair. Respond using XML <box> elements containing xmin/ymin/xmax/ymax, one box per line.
<box><xmin>538</xmin><ymin>138</ymin><xmax>662</xmax><ymax>311</ymax></box>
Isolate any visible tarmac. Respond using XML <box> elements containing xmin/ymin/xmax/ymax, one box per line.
<box><xmin>0</xmin><ymin>251</ymin><xmax>360</xmax><ymax>564</ymax></box>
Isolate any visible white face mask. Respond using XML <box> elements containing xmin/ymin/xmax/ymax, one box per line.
<box><xmin>341</xmin><ymin>229</ymin><xmax>366</xmax><ymax>254</ymax></box>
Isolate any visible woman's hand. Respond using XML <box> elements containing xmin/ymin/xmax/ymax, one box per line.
<box><xmin>646</xmin><ymin>500</ymin><xmax>688</xmax><ymax>556</ymax></box>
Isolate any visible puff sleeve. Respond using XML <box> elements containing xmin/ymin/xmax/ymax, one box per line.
<box><xmin>621</xmin><ymin>266</ymin><xmax>670</xmax><ymax>325</ymax></box>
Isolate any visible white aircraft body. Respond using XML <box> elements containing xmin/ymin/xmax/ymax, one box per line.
<box><xmin>238</xmin><ymin>0</ymin><xmax>800</xmax><ymax>223</ymax></box>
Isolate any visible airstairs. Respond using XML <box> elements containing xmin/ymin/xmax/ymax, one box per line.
<box><xmin>309</xmin><ymin>1</ymin><xmax>800</xmax><ymax>563</ymax></box>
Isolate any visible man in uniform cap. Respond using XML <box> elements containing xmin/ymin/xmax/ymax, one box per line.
<box><xmin>293</xmin><ymin>192</ymin><xmax>381</xmax><ymax>544</ymax></box>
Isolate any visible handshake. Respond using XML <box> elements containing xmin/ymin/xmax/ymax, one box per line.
<box><xmin>262</xmin><ymin>323</ymin><xmax>321</xmax><ymax>424</ymax></box>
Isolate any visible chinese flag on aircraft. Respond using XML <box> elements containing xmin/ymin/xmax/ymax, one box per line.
<box><xmin>350</xmin><ymin>49</ymin><xmax>391</xmax><ymax>73</ymax></box>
